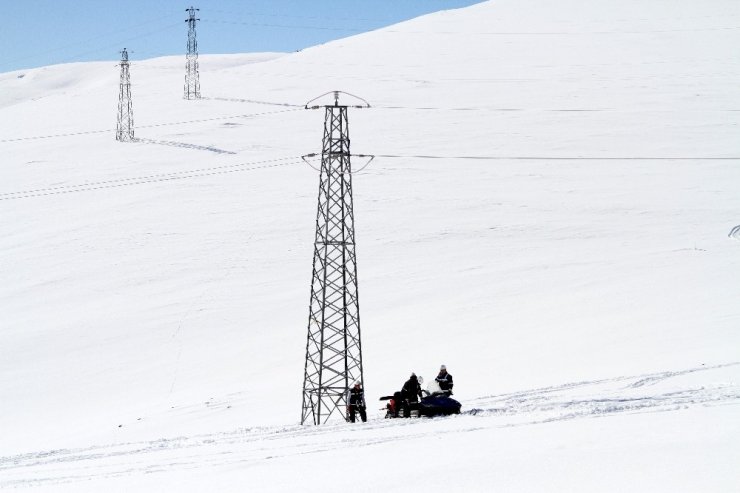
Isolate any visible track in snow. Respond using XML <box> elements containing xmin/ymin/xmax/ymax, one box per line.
<box><xmin>134</xmin><ymin>137</ymin><xmax>236</xmax><ymax>155</ymax></box>
<box><xmin>465</xmin><ymin>362</ymin><xmax>740</xmax><ymax>425</ymax></box>
<box><xmin>1</xmin><ymin>362</ymin><xmax>738</xmax><ymax>489</ymax></box>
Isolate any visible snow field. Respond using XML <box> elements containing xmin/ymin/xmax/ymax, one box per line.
<box><xmin>1</xmin><ymin>0</ymin><xmax>740</xmax><ymax>490</ymax></box>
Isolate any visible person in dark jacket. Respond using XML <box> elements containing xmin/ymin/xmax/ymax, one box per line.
<box><xmin>399</xmin><ymin>373</ymin><xmax>423</xmax><ymax>417</ymax></box>
<box><xmin>435</xmin><ymin>365</ymin><xmax>453</xmax><ymax>394</ymax></box>
<box><xmin>346</xmin><ymin>381</ymin><xmax>367</xmax><ymax>423</ymax></box>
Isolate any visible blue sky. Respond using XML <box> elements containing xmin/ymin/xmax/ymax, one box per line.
<box><xmin>0</xmin><ymin>1</ymin><xmax>482</xmax><ymax>72</ymax></box>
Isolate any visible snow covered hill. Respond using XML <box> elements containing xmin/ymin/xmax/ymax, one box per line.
<box><xmin>1</xmin><ymin>0</ymin><xmax>739</xmax><ymax>491</ymax></box>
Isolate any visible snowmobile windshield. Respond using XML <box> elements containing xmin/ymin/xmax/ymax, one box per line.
<box><xmin>426</xmin><ymin>380</ymin><xmax>444</xmax><ymax>395</ymax></box>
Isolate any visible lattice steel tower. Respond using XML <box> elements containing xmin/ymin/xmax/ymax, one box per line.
<box><xmin>116</xmin><ymin>48</ymin><xmax>134</xmax><ymax>142</ymax></box>
<box><xmin>184</xmin><ymin>6</ymin><xmax>201</xmax><ymax>99</ymax></box>
<box><xmin>301</xmin><ymin>92</ymin><xmax>370</xmax><ymax>425</ymax></box>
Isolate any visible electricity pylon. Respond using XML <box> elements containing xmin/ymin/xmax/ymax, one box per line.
<box><xmin>301</xmin><ymin>91</ymin><xmax>372</xmax><ymax>425</ymax></box>
<box><xmin>116</xmin><ymin>48</ymin><xmax>134</xmax><ymax>142</ymax></box>
<box><xmin>184</xmin><ymin>6</ymin><xmax>201</xmax><ymax>99</ymax></box>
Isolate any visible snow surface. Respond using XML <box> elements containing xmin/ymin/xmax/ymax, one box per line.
<box><xmin>1</xmin><ymin>0</ymin><xmax>740</xmax><ymax>491</ymax></box>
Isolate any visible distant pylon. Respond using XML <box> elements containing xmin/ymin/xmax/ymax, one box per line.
<box><xmin>116</xmin><ymin>48</ymin><xmax>134</xmax><ymax>142</ymax></box>
<box><xmin>301</xmin><ymin>91</ymin><xmax>371</xmax><ymax>425</ymax></box>
<box><xmin>184</xmin><ymin>6</ymin><xmax>201</xmax><ymax>99</ymax></box>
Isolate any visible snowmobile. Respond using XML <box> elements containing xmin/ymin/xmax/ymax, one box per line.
<box><xmin>380</xmin><ymin>378</ymin><xmax>461</xmax><ymax>418</ymax></box>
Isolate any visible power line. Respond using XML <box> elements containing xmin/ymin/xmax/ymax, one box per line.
<box><xmin>285</xmin><ymin>55</ymin><xmax>737</xmax><ymax>71</ymax></box>
<box><xmin>374</xmin><ymin>105</ymin><xmax>607</xmax><ymax>112</ymax></box>
<box><xmin>0</xmin><ymin>128</ymin><xmax>110</xmax><ymax>143</ymax></box>
<box><xmin>0</xmin><ymin>156</ymin><xmax>302</xmax><ymax>202</ymax></box>
<box><xmin>5</xmin><ymin>95</ymin><xmax>735</xmax><ymax>145</ymax></box>
<box><xmin>375</xmin><ymin>26</ymin><xmax>740</xmax><ymax>35</ymax></box>
<box><xmin>3</xmin><ymin>152</ymin><xmax>736</xmax><ymax>202</ymax></box>
<box><xmin>202</xmin><ymin>96</ymin><xmax>303</xmax><ymax>108</ymax></box>
<box><xmin>63</xmin><ymin>22</ymin><xmax>183</xmax><ymax>65</ymax></box>
<box><xmin>215</xmin><ymin>65</ymin><xmax>740</xmax><ymax>86</ymax></box>
<box><xmin>207</xmin><ymin>8</ymin><xmax>394</xmax><ymax>24</ymax></box>
<box><xmin>202</xmin><ymin>19</ymin><xmax>365</xmax><ymax>33</ymax></box>
<box><xmin>202</xmin><ymin>17</ymin><xmax>740</xmax><ymax>37</ymax></box>
<box><xmin>203</xmin><ymin>96</ymin><xmax>740</xmax><ymax>114</ymax></box>
<box><xmin>371</xmin><ymin>154</ymin><xmax>740</xmax><ymax>161</ymax></box>
<box><xmin>0</xmin><ymin>107</ymin><xmax>303</xmax><ymax>143</ymax></box>
<box><xmin>0</xmin><ymin>13</ymin><xmax>180</xmax><ymax>71</ymax></box>
<box><xmin>138</xmin><ymin>107</ymin><xmax>303</xmax><ymax>128</ymax></box>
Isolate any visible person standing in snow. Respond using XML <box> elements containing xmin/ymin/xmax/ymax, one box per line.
<box><xmin>435</xmin><ymin>365</ymin><xmax>453</xmax><ymax>394</ymax></box>
<box><xmin>346</xmin><ymin>381</ymin><xmax>367</xmax><ymax>423</ymax></box>
<box><xmin>399</xmin><ymin>373</ymin><xmax>423</xmax><ymax>417</ymax></box>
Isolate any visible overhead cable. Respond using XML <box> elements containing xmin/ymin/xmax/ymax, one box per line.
<box><xmin>0</xmin><ymin>107</ymin><xmax>302</xmax><ymax>143</ymax></box>
<box><xmin>372</xmin><ymin>153</ymin><xmax>740</xmax><ymax>161</ymax></box>
<box><xmin>0</xmin><ymin>156</ymin><xmax>302</xmax><ymax>201</ymax></box>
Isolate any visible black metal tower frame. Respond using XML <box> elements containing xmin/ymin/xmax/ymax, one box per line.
<box><xmin>301</xmin><ymin>92</ymin><xmax>371</xmax><ymax>425</ymax></box>
<box><xmin>116</xmin><ymin>48</ymin><xmax>134</xmax><ymax>142</ymax></box>
<box><xmin>184</xmin><ymin>6</ymin><xmax>201</xmax><ymax>100</ymax></box>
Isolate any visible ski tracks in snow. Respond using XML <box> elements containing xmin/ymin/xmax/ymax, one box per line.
<box><xmin>1</xmin><ymin>362</ymin><xmax>738</xmax><ymax>489</ymax></box>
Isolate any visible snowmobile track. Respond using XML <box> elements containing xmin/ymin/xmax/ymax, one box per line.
<box><xmin>1</xmin><ymin>362</ymin><xmax>738</xmax><ymax>489</ymax></box>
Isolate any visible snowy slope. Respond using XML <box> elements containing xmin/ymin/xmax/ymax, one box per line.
<box><xmin>1</xmin><ymin>0</ymin><xmax>740</xmax><ymax>491</ymax></box>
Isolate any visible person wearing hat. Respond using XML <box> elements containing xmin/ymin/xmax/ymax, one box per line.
<box><xmin>346</xmin><ymin>381</ymin><xmax>367</xmax><ymax>423</ymax></box>
<box><xmin>435</xmin><ymin>365</ymin><xmax>453</xmax><ymax>394</ymax></box>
